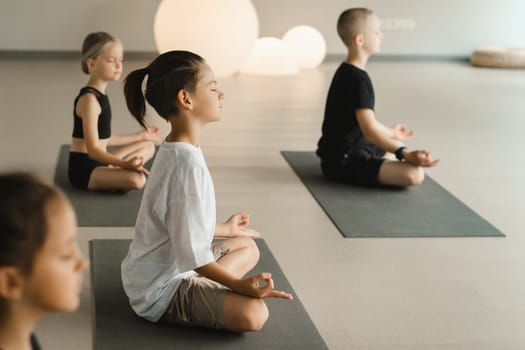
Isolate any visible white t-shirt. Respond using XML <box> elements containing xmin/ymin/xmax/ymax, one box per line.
<box><xmin>121</xmin><ymin>141</ymin><xmax>216</xmax><ymax>322</ymax></box>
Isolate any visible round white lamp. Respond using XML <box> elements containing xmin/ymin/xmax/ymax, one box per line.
<box><xmin>282</xmin><ymin>25</ymin><xmax>326</xmax><ymax>69</ymax></box>
<box><xmin>239</xmin><ymin>37</ymin><xmax>300</xmax><ymax>76</ymax></box>
<box><xmin>154</xmin><ymin>0</ymin><xmax>259</xmax><ymax>77</ymax></box>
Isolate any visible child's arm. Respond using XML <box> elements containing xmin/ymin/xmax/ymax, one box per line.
<box><xmin>356</xmin><ymin>108</ymin><xmax>406</xmax><ymax>152</ymax></box>
<box><xmin>356</xmin><ymin>108</ymin><xmax>439</xmax><ymax>167</ymax></box>
<box><xmin>195</xmin><ymin>262</ymin><xmax>293</xmax><ymax>300</ymax></box>
<box><xmin>107</xmin><ymin>126</ymin><xmax>162</xmax><ymax>147</ymax></box>
<box><xmin>215</xmin><ymin>212</ymin><xmax>260</xmax><ymax>238</ymax></box>
<box><xmin>77</xmin><ymin>94</ymin><xmax>148</xmax><ymax>174</ymax></box>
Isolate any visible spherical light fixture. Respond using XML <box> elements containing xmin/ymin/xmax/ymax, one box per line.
<box><xmin>153</xmin><ymin>0</ymin><xmax>259</xmax><ymax>77</ymax></box>
<box><xmin>282</xmin><ymin>25</ymin><xmax>326</xmax><ymax>69</ymax></box>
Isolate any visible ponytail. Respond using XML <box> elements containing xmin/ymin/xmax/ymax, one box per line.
<box><xmin>123</xmin><ymin>50</ymin><xmax>205</xmax><ymax>126</ymax></box>
<box><xmin>124</xmin><ymin>68</ymin><xmax>149</xmax><ymax>129</ymax></box>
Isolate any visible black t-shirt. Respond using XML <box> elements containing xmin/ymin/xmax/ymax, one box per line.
<box><xmin>317</xmin><ymin>63</ymin><xmax>378</xmax><ymax>159</ymax></box>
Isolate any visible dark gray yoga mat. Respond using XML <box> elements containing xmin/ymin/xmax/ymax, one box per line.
<box><xmin>53</xmin><ymin>145</ymin><xmax>154</xmax><ymax>227</ymax></box>
<box><xmin>90</xmin><ymin>239</ymin><xmax>327</xmax><ymax>350</ymax></box>
<box><xmin>282</xmin><ymin>151</ymin><xmax>504</xmax><ymax>238</ymax></box>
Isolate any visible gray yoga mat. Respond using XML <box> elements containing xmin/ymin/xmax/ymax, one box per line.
<box><xmin>53</xmin><ymin>145</ymin><xmax>154</xmax><ymax>227</ymax></box>
<box><xmin>282</xmin><ymin>151</ymin><xmax>504</xmax><ymax>238</ymax></box>
<box><xmin>90</xmin><ymin>239</ymin><xmax>327</xmax><ymax>350</ymax></box>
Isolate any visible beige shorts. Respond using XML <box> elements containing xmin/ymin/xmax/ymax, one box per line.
<box><xmin>160</xmin><ymin>242</ymin><xmax>230</xmax><ymax>329</ymax></box>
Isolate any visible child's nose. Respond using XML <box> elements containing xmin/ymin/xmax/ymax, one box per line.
<box><xmin>76</xmin><ymin>254</ymin><xmax>88</xmax><ymax>271</ymax></box>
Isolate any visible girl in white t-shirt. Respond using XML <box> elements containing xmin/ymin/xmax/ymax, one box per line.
<box><xmin>121</xmin><ymin>50</ymin><xmax>292</xmax><ymax>332</ymax></box>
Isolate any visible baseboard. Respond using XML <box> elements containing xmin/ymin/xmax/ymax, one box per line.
<box><xmin>1</xmin><ymin>50</ymin><xmax>469</xmax><ymax>63</ymax></box>
<box><xmin>0</xmin><ymin>50</ymin><xmax>157</xmax><ymax>60</ymax></box>
<box><xmin>325</xmin><ymin>53</ymin><xmax>469</xmax><ymax>62</ymax></box>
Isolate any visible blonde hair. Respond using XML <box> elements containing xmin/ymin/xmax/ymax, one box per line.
<box><xmin>337</xmin><ymin>8</ymin><xmax>374</xmax><ymax>48</ymax></box>
<box><xmin>80</xmin><ymin>32</ymin><xmax>119</xmax><ymax>74</ymax></box>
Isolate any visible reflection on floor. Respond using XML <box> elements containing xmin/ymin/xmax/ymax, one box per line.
<box><xmin>1</xmin><ymin>58</ymin><xmax>524</xmax><ymax>350</ymax></box>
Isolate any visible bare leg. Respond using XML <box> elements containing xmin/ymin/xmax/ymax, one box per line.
<box><xmin>88</xmin><ymin>166</ymin><xmax>146</xmax><ymax>192</ymax></box>
<box><xmin>215</xmin><ymin>238</ymin><xmax>268</xmax><ymax>332</ymax></box>
<box><xmin>223</xmin><ymin>292</ymin><xmax>269</xmax><ymax>332</ymax></box>
<box><xmin>111</xmin><ymin>141</ymin><xmax>156</xmax><ymax>163</ymax></box>
<box><xmin>215</xmin><ymin>237</ymin><xmax>259</xmax><ymax>278</ymax></box>
<box><xmin>87</xmin><ymin>141</ymin><xmax>154</xmax><ymax>191</ymax></box>
<box><xmin>378</xmin><ymin>160</ymin><xmax>425</xmax><ymax>187</ymax></box>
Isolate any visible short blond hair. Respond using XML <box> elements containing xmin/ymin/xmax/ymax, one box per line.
<box><xmin>337</xmin><ymin>8</ymin><xmax>374</xmax><ymax>48</ymax></box>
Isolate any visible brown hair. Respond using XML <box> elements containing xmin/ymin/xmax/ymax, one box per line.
<box><xmin>124</xmin><ymin>50</ymin><xmax>205</xmax><ymax>129</ymax></box>
<box><xmin>0</xmin><ymin>173</ymin><xmax>63</xmax><ymax>320</ymax></box>
<box><xmin>0</xmin><ymin>173</ymin><xmax>58</xmax><ymax>274</ymax></box>
<box><xmin>337</xmin><ymin>8</ymin><xmax>374</xmax><ymax>47</ymax></box>
<box><xmin>81</xmin><ymin>31</ymin><xmax>119</xmax><ymax>74</ymax></box>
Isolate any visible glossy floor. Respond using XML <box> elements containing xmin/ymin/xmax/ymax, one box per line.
<box><xmin>1</xmin><ymin>57</ymin><xmax>524</xmax><ymax>349</ymax></box>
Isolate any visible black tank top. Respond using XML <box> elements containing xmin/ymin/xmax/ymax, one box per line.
<box><xmin>72</xmin><ymin>86</ymin><xmax>111</xmax><ymax>139</ymax></box>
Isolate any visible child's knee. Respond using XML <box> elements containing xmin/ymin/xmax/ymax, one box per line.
<box><xmin>141</xmin><ymin>141</ymin><xmax>156</xmax><ymax>159</ymax></box>
<box><xmin>146</xmin><ymin>141</ymin><xmax>156</xmax><ymax>155</ymax></box>
<box><xmin>127</xmin><ymin>173</ymin><xmax>146</xmax><ymax>190</ymax></box>
<box><xmin>405</xmin><ymin>167</ymin><xmax>425</xmax><ymax>186</ymax></box>
<box><xmin>234</xmin><ymin>237</ymin><xmax>259</xmax><ymax>266</ymax></box>
<box><xmin>239</xmin><ymin>300</ymin><xmax>268</xmax><ymax>332</ymax></box>
<box><xmin>245</xmin><ymin>238</ymin><xmax>260</xmax><ymax>262</ymax></box>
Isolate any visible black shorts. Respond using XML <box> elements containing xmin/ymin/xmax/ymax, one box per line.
<box><xmin>68</xmin><ymin>152</ymin><xmax>106</xmax><ymax>190</ymax></box>
<box><xmin>320</xmin><ymin>146</ymin><xmax>386</xmax><ymax>186</ymax></box>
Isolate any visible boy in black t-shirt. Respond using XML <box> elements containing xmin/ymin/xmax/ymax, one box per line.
<box><xmin>317</xmin><ymin>8</ymin><xmax>439</xmax><ymax>187</ymax></box>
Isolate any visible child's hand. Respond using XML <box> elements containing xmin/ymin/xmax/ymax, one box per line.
<box><xmin>123</xmin><ymin>156</ymin><xmax>149</xmax><ymax>175</ymax></box>
<box><xmin>393</xmin><ymin>124</ymin><xmax>415</xmax><ymax>140</ymax></box>
<box><xmin>142</xmin><ymin>126</ymin><xmax>163</xmax><ymax>142</ymax></box>
<box><xmin>404</xmin><ymin>150</ymin><xmax>439</xmax><ymax>167</ymax></box>
<box><xmin>232</xmin><ymin>273</ymin><xmax>293</xmax><ymax>300</ymax></box>
<box><xmin>225</xmin><ymin>212</ymin><xmax>260</xmax><ymax>238</ymax></box>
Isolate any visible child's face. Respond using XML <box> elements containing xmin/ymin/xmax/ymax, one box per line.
<box><xmin>90</xmin><ymin>41</ymin><xmax>124</xmax><ymax>81</ymax></box>
<box><xmin>23</xmin><ymin>194</ymin><xmax>86</xmax><ymax>313</ymax></box>
<box><xmin>190</xmin><ymin>63</ymin><xmax>225</xmax><ymax>124</ymax></box>
<box><xmin>362</xmin><ymin>14</ymin><xmax>383</xmax><ymax>54</ymax></box>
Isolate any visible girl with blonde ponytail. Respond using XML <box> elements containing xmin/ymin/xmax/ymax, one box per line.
<box><xmin>68</xmin><ymin>32</ymin><xmax>162</xmax><ymax>192</ymax></box>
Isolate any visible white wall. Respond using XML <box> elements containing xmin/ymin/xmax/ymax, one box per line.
<box><xmin>0</xmin><ymin>0</ymin><xmax>158</xmax><ymax>51</ymax></box>
<box><xmin>1</xmin><ymin>0</ymin><xmax>524</xmax><ymax>55</ymax></box>
<box><xmin>255</xmin><ymin>0</ymin><xmax>525</xmax><ymax>56</ymax></box>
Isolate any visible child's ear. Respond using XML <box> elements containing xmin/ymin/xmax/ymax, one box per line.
<box><xmin>177</xmin><ymin>90</ymin><xmax>193</xmax><ymax>110</ymax></box>
<box><xmin>0</xmin><ymin>267</ymin><xmax>25</xmax><ymax>301</ymax></box>
<box><xmin>354</xmin><ymin>33</ymin><xmax>364</xmax><ymax>47</ymax></box>
<box><xmin>86</xmin><ymin>57</ymin><xmax>96</xmax><ymax>73</ymax></box>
